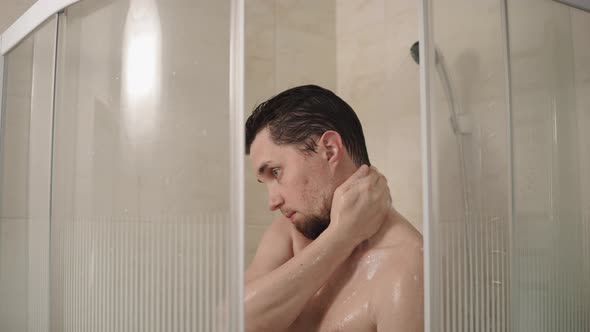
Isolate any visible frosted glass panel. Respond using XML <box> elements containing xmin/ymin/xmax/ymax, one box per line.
<box><xmin>0</xmin><ymin>17</ymin><xmax>57</xmax><ymax>332</ymax></box>
<box><xmin>0</xmin><ymin>36</ymin><xmax>33</xmax><ymax>332</ymax></box>
<box><xmin>50</xmin><ymin>0</ymin><xmax>239</xmax><ymax>330</ymax></box>
<box><xmin>425</xmin><ymin>0</ymin><xmax>590</xmax><ymax>330</ymax></box>
<box><xmin>426</xmin><ymin>0</ymin><xmax>511</xmax><ymax>330</ymax></box>
<box><xmin>507</xmin><ymin>1</ymin><xmax>590</xmax><ymax>330</ymax></box>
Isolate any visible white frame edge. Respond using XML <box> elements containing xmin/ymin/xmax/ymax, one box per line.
<box><xmin>419</xmin><ymin>0</ymin><xmax>434</xmax><ymax>331</ymax></box>
<box><xmin>229</xmin><ymin>0</ymin><xmax>245</xmax><ymax>330</ymax></box>
<box><xmin>0</xmin><ymin>0</ymin><xmax>81</xmax><ymax>55</ymax></box>
<box><xmin>500</xmin><ymin>0</ymin><xmax>515</xmax><ymax>330</ymax></box>
<box><xmin>0</xmin><ymin>55</ymin><xmax>4</xmax><ymax>146</ymax></box>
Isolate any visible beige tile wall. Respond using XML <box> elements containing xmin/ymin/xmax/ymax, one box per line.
<box><xmin>336</xmin><ymin>0</ymin><xmax>422</xmax><ymax>231</ymax></box>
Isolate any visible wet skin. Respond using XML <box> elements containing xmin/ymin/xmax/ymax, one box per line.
<box><xmin>285</xmin><ymin>210</ymin><xmax>423</xmax><ymax>332</ymax></box>
<box><xmin>246</xmin><ymin>128</ymin><xmax>423</xmax><ymax>331</ymax></box>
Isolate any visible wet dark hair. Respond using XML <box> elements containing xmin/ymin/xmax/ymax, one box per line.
<box><xmin>245</xmin><ymin>85</ymin><xmax>370</xmax><ymax>166</ymax></box>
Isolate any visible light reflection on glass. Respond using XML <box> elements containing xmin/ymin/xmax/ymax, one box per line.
<box><xmin>121</xmin><ymin>0</ymin><xmax>162</xmax><ymax>143</ymax></box>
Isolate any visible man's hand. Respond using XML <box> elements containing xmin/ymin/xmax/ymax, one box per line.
<box><xmin>327</xmin><ymin>165</ymin><xmax>392</xmax><ymax>248</ymax></box>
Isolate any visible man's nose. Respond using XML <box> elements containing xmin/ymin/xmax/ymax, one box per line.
<box><xmin>267</xmin><ymin>188</ymin><xmax>284</xmax><ymax>211</ymax></box>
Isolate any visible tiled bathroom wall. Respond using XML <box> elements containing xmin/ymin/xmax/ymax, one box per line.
<box><xmin>335</xmin><ymin>0</ymin><xmax>422</xmax><ymax>231</ymax></box>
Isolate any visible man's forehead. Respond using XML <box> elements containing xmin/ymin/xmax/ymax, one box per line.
<box><xmin>252</xmin><ymin>127</ymin><xmax>293</xmax><ymax>152</ymax></box>
<box><xmin>249</xmin><ymin>129</ymin><xmax>279</xmax><ymax>168</ymax></box>
<box><xmin>250</xmin><ymin>128</ymin><xmax>273</xmax><ymax>153</ymax></box>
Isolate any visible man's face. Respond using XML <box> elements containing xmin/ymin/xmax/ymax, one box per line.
<box><xmin>249</xmin><ymin>128</ymin><xmax>335</xmax><ymax>239</ymax></box>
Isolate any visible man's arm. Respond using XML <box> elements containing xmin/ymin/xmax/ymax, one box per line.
<box><xmin>245</xmin><ymin>165</ymin><xmax>392</xmax><ymax>332</ymax></box>
<box><xmin>245</xmin><ymin>216</ymin><xmax>294</xmax><ymax>284</ymax></box>
<box><xmin>245</xmin><ymin>226</ymin><xmax>357</xmax><ymax>332</ymax></box>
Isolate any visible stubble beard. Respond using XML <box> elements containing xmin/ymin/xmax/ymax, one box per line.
<box><xmin>295</xmin><ymin>195</ymin><xmax>332</xmax><ymax>240</ymax></box>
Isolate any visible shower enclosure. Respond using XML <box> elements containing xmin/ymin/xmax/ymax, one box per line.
<box><xmin>0</xmin><ymin>0</ymin><xmax>244</xmax><ymax>331</ymax></box>
<box><xmin>1</xmin><ymin>0</ymin><xmax>588</xmax><ymax>331</ymax></box>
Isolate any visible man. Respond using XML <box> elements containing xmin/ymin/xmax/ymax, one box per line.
<box><xmin>244</xmin><ymin>85</ymin><xmax>423</xmax><ymax>331</ymax></box>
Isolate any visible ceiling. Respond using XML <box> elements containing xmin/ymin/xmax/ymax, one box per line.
<box><xmin>0</xmin><ymin>0</ymin><xmax>38</xmax><ymax>35</ymax></box>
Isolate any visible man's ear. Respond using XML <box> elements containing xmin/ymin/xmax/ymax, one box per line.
<box><xmin>318</xmin><ymin>131</ymin><xmax>344</xmax><ymax>167</ymax></box>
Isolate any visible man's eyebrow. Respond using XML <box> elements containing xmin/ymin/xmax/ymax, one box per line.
<box><xmin>257</xmin><ymin>162</ymin><xmax>270</xmax><ymax>176</ymax></box>
<box><xmin>256</xmin><ymin>162</ymin><xmax>270</xmax><ymax>183</ymax></box>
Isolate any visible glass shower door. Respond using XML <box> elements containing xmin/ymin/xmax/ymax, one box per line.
<box><xmin>507</xmin><ymin>0</ymin><xmax>590</xmax><ymax>330</ymax></box>
<box><xmin>0</xmin><ymin>17</ymin><xmax>57</xmax><ymax>332</ymax></box>
<box><xmin>422</xmin><ymin>0</ymin><xmax>512</xmax><ymax>330</ymax></box>
<box><xmin>49</xmin><ymin>0</ymin><xmax>242</xmax><ymax>331</ymax></box>
<box><xmin>422</xmin><ymin>0</ymin><xmax>590</xmax><ymax>330</ymax></box>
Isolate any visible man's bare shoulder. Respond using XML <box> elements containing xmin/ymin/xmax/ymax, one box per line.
<box><xmin>372</xmin><ymin>236</ymin><xmax>423</xmax><ymax>286</ymax></box>
<box><xmin>367</xmin><ymin>216</ymin><xmax>424</xmax><ymax>331</ymax></box>
<box><xmin>368</xmin><ymin>225</ymin><xmax>423</xmax><ymax>288</ymax></box>
<box><xmin>368</xmin><ymin>213</ymin><xmax>423</xmax><ymax>268</ymax></box>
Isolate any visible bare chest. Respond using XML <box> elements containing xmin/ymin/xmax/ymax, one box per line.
<box><xmin>288</xmin><ymin>251</ymin><xmax>377</xmax><ymax>331</ymax></box>
<box><xmin>289</xmin><ymin>281</ymin><xmax>376</xmax><ymax>332</ymax></box>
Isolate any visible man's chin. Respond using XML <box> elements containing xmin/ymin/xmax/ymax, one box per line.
<box><xmin>295</xmin><ymin>218</ymin><xmax>330</xmax><ymax>240</ymax></box>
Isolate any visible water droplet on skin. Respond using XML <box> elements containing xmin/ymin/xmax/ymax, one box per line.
<box><xmin>392</xmin><ymin>279</ymin><xmax>402</xmax><ymax>304</ymax></box>
<box><xmin>363</xmin><ymin>251</ymin><xmax>384</xmax><ymax>280</ymax></box>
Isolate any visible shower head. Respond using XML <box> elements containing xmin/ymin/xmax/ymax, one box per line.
<box><xmin>410</xmin><ymin>41</ymin><xmax>441</xmax><ymax>65</ymax></box>
<box><xmin>409</xmin><ymin>40</ymin><xmax>467</xmax><ymax>136</ymax></box>
<box><xmin>410</xmin><ymin>41</ymin><xmax>420</xmax><ymax>64</ymax></box>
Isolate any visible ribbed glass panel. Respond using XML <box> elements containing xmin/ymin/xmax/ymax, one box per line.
<box><xmin>49</xmin><ymin>0</ymin><xmax>241</xmax><ymax>330</ymax></box>
<box><xmin>50</xmin><ymin>215</ymin><xmax>230</xmax><ymax>331</ymax></box>
<box><xmin>0</xmin><ymin>16</ymin><xmax>57</xmax><ymax>332</ymax></box>
<box><xmin>507</xmin><ymin>1</ymin><xmax>590</xmax><ymax>331</ymax></box>
<box><xmin>426</xmin><ymin>0</ymin><xmax>512</xmax><ymax>330</ymax></box>
<box><xmin>432</xmin><ymin>218</ymin><xmax>510</xmax><ymax>332</ymax></box>
<box><xmin>425</xmin><ymin>0</ymin><xmax>589</xmax><ymax>331</ymax></box>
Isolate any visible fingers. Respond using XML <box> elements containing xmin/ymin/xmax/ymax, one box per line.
<box><xmin>368</xmin><ymin>166</ymin><xmax>384</xmax><ymax>186</ymax></box>
<box><xmin>373</xmin><ymin>173</ymin><xmax>389</xmax><ymax>201</ymax></box>
<box><xmin>370</xmin><ymin>168</ymin><xmax>391</xmax><ymax>206</ymax></box>
<box><xmin>336</xmin><ymin>164</ymin><xmax>370</xmax><ymax>194</ymax></box>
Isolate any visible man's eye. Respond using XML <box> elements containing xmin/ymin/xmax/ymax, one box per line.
<box><xmin>271</xmin><ymin>168</ymin><xmax>280</xmax><ymax>177</ymax></box>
